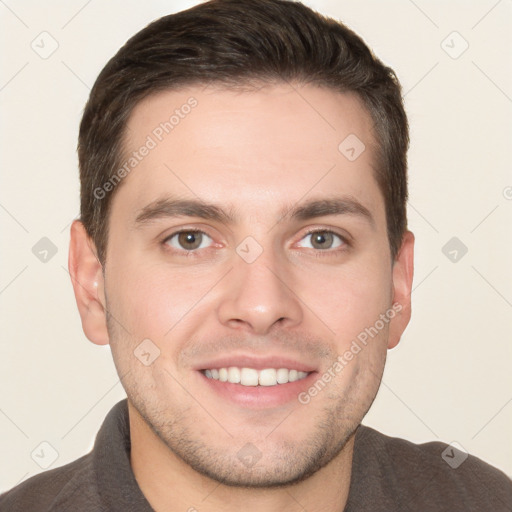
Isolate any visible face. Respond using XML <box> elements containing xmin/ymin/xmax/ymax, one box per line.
<box><xmin>71</xmin><ymin>82</ymin><xmax>413</xmax><ymax>487</ymax></box>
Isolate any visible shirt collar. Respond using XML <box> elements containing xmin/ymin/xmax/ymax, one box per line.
<box><xmin>93</xmin><ymin>399</ymin><xmax>154</xmax><ymax>511</ymax></box>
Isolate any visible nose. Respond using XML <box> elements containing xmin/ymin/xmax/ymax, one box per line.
<box><xmin>216</xmin><ymin>247</ymin><xmax>303</xmax><ymax>335</ymax></box>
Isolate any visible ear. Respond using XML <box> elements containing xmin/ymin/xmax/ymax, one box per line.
<box><xmin>387</xmin><ymin>230</ymin><xmax>415</xmax><ymax>349</ymax></box>
<box><xmin>68</xmin><ymin>220</ymin><xmax>109</xmax><ymax>345</ymax></box>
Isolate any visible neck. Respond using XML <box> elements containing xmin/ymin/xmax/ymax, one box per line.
<box><xmin>128</xmin><ymin>402</ymin><xmax>355</xmax><ymax>512</ymax></box>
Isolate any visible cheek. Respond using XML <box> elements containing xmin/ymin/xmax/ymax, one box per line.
<box><xmin>302</xmin><ymin>257</ymin><xmax>393</xmax><ymax>342</ymax></box>
<box><xmin>108</xmin><ymin>257</ymin><xmax>220</xmax><ymax>340</ymax></box>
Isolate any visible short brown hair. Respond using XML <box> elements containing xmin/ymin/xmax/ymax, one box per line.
<box><xmin>78</xmin><ymin>0</ymin><xmax>409</xmax><ymax>265</ymax></box>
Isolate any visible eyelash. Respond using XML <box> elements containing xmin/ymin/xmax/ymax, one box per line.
<box><xmin>161</xmin><ymin>228</ymin><xmax>350</xmax><ymax>257</ymax></box>
<box><xmin>301</xmin><ymin>228</ymin><xmax>350</xmax><ymax>257</ymax></box>
<box><xmin>161</xmin><ymin>229</ymin><xmax>213</xmax><ymax>258</ymax></box>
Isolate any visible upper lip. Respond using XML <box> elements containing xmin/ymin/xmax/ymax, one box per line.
<box><xmin>193</xmin><ymin>353</ymin><xmax>318</xmax><ymax>373</ymax></box>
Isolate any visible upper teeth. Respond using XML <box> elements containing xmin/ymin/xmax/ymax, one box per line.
<box><xmin>203</xmin><ymin>367</ymin><xmax>309</xmax><ymax>386</ymax></box>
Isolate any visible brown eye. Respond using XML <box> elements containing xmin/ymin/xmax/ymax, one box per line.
<box><xmin>166</xmin><ymin>231</ymin><xmax>212</xmax><ymax>251</ymax></box>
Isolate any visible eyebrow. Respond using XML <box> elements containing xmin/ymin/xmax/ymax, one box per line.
<box><xmin>133</xmin><ymin>195</ymin><xmax>374</xmax><ymax>228</ymax></box>
<box><xmin>288</xmin><ymin>197</ymin><xmax>374</xmax><ymax>227</ymax></box>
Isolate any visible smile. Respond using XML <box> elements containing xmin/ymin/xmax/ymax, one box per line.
<box><xmin>202</xmin><ymin>367</ymin><xmax>310</xmax><ymax>387</ymax></box>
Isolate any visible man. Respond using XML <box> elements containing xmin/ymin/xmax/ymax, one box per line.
<box><xmin>1</xmin><ymin>0</ymin><xmax>511</xmax><ymax>510</ymax></box>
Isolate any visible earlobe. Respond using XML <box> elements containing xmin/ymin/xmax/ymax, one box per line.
<box><xmin>68</xmin><ymin>220</ymin><xmax>110</xmax><ymax>346</ymax></box>
<box><xmin>388</xmin><ymin>230</ymin><xmax>415</xmax><ymax>349</ymax></box>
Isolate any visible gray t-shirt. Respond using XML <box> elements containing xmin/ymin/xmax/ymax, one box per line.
<box><xmin>1</xmin><ymin>399</ymin><xmax>511</xmax><ymax>511</ymax></box>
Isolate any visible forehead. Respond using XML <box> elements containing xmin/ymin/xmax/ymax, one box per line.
<box><xmin>111</xmin><ymin>83</ymin><xmax>383</xmax><ymax>224</ymax></box>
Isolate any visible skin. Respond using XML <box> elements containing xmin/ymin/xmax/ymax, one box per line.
<box><xmin>69</xmin><ymin>82</ymin><xmax>414</xmax><ymax>512</ymax></box>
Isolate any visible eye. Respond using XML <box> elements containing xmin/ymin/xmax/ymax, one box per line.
<box><xmin>164</xmin><ymin>230</ymin><xmax>213</xmax><ymax>251</ymax></box>
<box><xmin>297</xmin><ymin>230</ymin><xmax>346</xmax><ymax>250</ymax></box>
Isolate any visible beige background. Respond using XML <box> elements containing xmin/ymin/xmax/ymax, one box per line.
<box><xmin>1</xmin><ymin>0</ymin><xmax>511</xmax><ymax>491</ymax></box>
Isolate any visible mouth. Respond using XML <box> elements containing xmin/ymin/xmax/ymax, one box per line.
<box><xmin>201</xmin><ymin>367</ymin><xmax>310</xmax><ymax>387</ymax></box>
<box><xmin>195</xmin><ymin>356</ymin><xmax>318</xmax><ymax>409</ymax></box>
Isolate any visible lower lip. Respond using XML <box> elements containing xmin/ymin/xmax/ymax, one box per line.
<box><xmin>198</xmin><ymin>371</ymin><xmax>318</xmax><ymax>409</ymax></box>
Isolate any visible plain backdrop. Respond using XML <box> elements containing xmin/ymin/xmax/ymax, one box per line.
<box><xmin>1</xmin><ymin>0</ymin><xmax>511</xmax><ymax>492</ymax></box>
